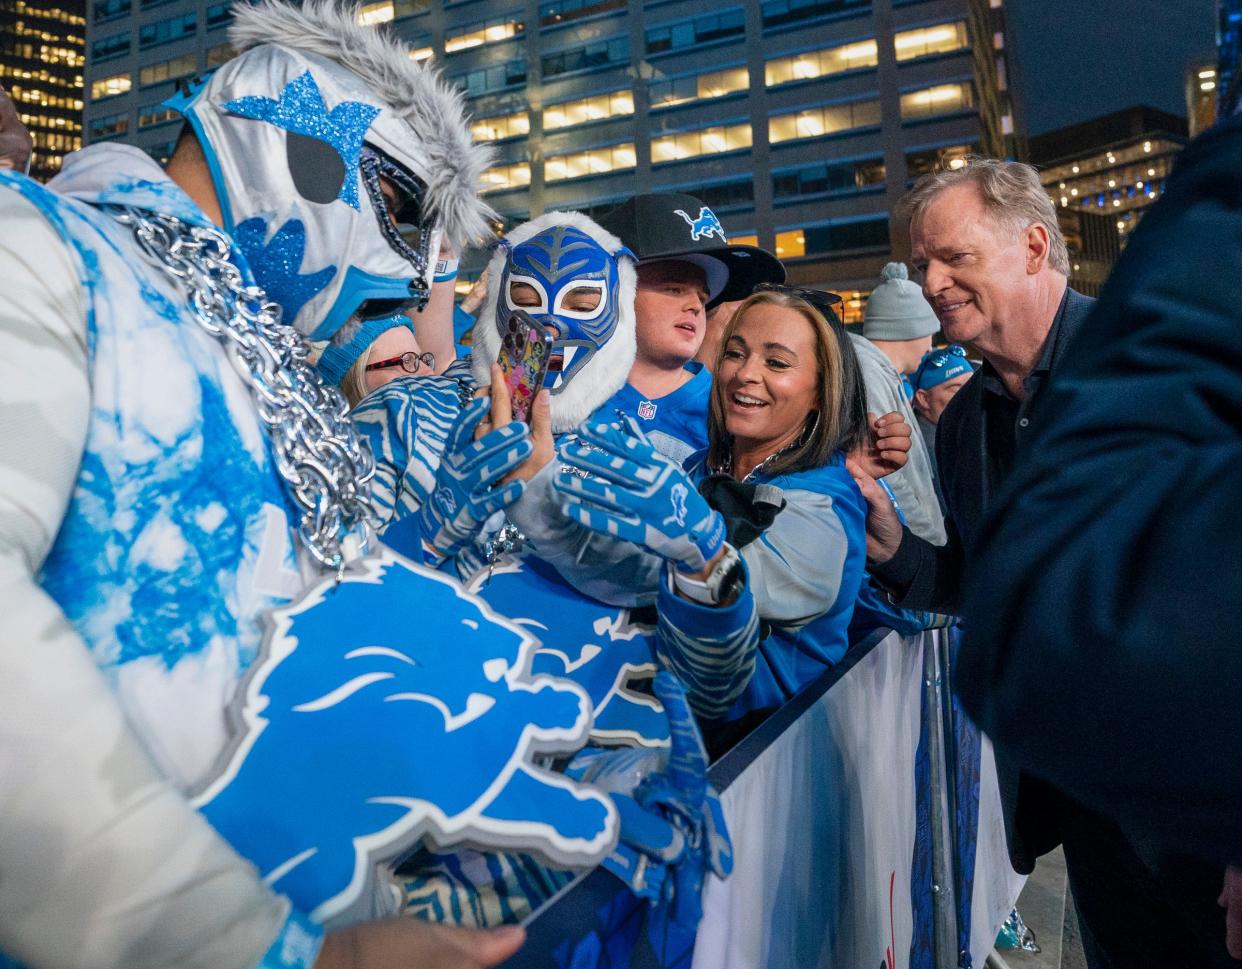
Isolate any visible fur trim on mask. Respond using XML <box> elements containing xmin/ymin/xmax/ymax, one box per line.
<box><xmin>229</xmin><ymin>0</ymin><xmax>496</xmax><ymax>250</ymax></box>
<box><xmin>471</xmin><ymin>210</ymin><xmax>637</xmax><ymax>435</ymax></box>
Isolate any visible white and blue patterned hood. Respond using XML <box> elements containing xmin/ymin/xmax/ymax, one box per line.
<box><xmin>29</xmin><ymin>144</ymin><xmax>306</xmax><ymax>788</ymax></box>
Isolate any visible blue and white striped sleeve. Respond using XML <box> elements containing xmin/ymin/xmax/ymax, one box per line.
<box><xmin>350</xmin><ymin>376</ymin><xmax>464</xmax><ymax>527</ymax></box>
<box><xmin>653</xmin><ymin>557</ymin><xmax>760</xmax><ymax>719</ymax></box>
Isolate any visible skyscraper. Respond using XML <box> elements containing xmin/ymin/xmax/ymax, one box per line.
<box><xmin>380</xmin><ymin>0</ymin><xmax>1018</xmax><ymax>316</ymax></box>
<box><xmin>81</xmin><ymin>0</ymin><xmax>1018</xmax><ymax>315</ymax></box>
<box><xmin>80</xmin><ymin>0</ymin><xmax>234</xmax><ymax>166</ymax></box>
<box><xmin>1</xmin><ymin>0</ymin><xmax>86</xmax><ymax>180</ymax></box>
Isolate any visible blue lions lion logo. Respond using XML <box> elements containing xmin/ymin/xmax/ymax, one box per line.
<box><xmin>673</xmin><ymin>206</ymin><xmax>727</xmax><ymax>243</ymax></box>
<box><xmin>469</xmin><ymin>556</ymin><xmax>669</xmax><ymax>748</ymax></box>
<box><xmin>193</xmin><ymin>549</ymin><xmax>617</xmax><ymax>927</ymax></box>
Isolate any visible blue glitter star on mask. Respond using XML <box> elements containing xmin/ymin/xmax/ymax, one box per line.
<box><xmin>225</xmin><ymin>71</ymin><xmax>380</xmax><ymax>210</ymax></box>
<box><xmin>235</xmin><ymin>216</ymin><xmax>336</xmax><ymax>324</ymax></box>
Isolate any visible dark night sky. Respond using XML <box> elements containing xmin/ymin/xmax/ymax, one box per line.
<box><xmin>1006</xmin><ymin>0</ymin><xmax>1219</xmax><ymax>135</ymax></box>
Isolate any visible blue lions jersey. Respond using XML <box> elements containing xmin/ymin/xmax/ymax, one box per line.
<box><xmin>591</xmin><ymin>364</ymin><xmax>711</xmax><ymax>467</ymax></box>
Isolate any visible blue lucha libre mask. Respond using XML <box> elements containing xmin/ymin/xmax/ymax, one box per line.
<box><xmin>500</xmin><ymin>225</ymin><xmax>630</xmax><ymax>392</ymax></box>
<box><xmin>473</xmin><ymin>211</ymin><xmax>638</xmax><ymax>434</ymax></box>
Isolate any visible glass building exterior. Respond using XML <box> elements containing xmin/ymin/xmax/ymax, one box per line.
<box><xmin>80</xmin><ymin>0</ymin><xmax>234</xmax><ymax>166</ymax></box>
<box><xmin>1031</xmin><ymin>106</ymin><xmax>1188</xmax><ymax>297</ymax></box>
<box><xmin>1</xmin><ymin>0</ymin><xmax>86</xmax><ymax>180</ymax></box>
<box><xmin>81</xmin><ymin>0</ymin><xmax>1017</xmax><ymax>314</ymax></box>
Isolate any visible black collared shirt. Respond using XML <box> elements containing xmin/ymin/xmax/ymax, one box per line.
<box><xmin>869</xmin><ymin>286</ymin><xmax>1097</xmax><ymax>614</ymax></box>
<box><xmin>978</xmin><ymin>289</ymin><xmax>1079</xmax><ymax>500</ymax></box>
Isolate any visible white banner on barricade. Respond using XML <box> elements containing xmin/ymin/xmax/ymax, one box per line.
<box><xmin>692</xmin><ymin>631</ymin><xmax>923</xmax><ymax>969</ymax></box>
<box><xmin>691</xmin><ymin>631</ymin><xmax>1024</xmax><ymax>969</ymax></box>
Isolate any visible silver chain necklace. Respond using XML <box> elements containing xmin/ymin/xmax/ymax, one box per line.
<box><xmin>111</xmin><ymin>206</ymin><xmax>377</xmax><ymax>572</ymax></box>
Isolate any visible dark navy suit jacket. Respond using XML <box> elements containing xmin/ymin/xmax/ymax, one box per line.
<box><xmin>958</xmin><ymin>114</ymin><xmax>1242</xmax><ymax>871</ymax></box>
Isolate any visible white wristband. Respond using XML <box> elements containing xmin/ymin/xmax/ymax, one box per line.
<box><xmin>434</xmin><ymin>257</ymin><xmax>459</xmax><ymax>283</ymax></box>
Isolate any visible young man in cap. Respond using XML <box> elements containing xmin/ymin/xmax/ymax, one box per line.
<box><xmin>592</xmin><ymin>193</ymin><xmax>785</xmax><ymax>465</ymax></box>
<box><xmin>850</xmin><ymin>262</ymin><xmax>947</xmax><ymax>544</ymax></box>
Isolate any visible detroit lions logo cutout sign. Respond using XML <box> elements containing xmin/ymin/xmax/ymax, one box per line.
<box><xmin>193</xmin><ymin>548</ymin><xmax>618</xmax><ymax>928</ymax></box>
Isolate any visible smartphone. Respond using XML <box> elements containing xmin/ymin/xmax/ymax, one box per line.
<box><xmin>497</xmin><ymin>309</ymin><xmax>554</xmax><ymax>424</ymax></box>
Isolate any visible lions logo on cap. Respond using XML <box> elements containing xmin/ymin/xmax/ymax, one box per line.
<box><xmin>674</xmin><ymin>207</ymin><xmax>727</xmax><ymax>243</ymax></box>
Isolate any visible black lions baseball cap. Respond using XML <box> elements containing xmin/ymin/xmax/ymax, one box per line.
<box><xmin>598</xmin><ymin>193</ymin><xmax>785</xmax><ymax>306</ymax></box>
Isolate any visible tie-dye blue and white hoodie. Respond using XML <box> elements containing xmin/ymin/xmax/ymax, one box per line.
<box><xmin>0</xmin><ymin>143</ymin><xmax>320</xmax><ymax>969</ymax></box>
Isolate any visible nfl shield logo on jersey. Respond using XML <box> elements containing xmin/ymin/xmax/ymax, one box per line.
<box><xmin>638</xmin><ymin>400</ymin><xmax>657</xmax><ymax>420</ymax></box>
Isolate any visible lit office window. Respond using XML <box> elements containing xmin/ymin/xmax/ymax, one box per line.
<box><xmin>776</xmin><ymin>216</ymin><xmax>888</xmax><ymax>257</ymax></box>
<box><xmin>899</xmin><ymin>82</ymin><xmax>973</xmax><ymax>120</ymax></box>
<box><xmin>90</xmin><ymin>72</ymin><xmax>131</xmax><ymax>100</ymax></box>
<box><xmin>730</xmin><ymin>233</ymin><xmax>758</xmax><ymax>247</ymax></box>
<box><xmin>206</xmin><ymin>42</ymin><xmax>232</xmax><ymax>66</ymax></box>
<box><xmin>761</xmin><ymin>0</ymin><xmax>869</xmax><ymax>30</ymax></box>
<box><xmin>539</xmin><ymin>0</ymin><xmax>626</xmax><ymax>28</ymax></box>
<box><xmin>356</xmin><ymin>1</ymin><xmax>394</xmax><ymax>25</ymax></box>
<box><xmin>88</xmin><ymin>111</ymin><xmax>128</xmax><ymax>139</ymax></box>
<box><xmin>542</xmin><ymin>37</ymin><xmax>627</xmax><ymax>78</ymax></box>
<box><xmin>649</xmin><ymin>66</ymin><xmax>749</xmax><ymax>109</ymax></box>
<box><xmin>139</xmin><ymin>53</ymin><xmax>196</xmax><ymax>87</ymax></box>
<box><xmin>893</xmin><ymin>22</ymin><xmax>967</xmax><ymax>61</ymax></box>
<box><xmin>138</xmin><ymin>100</ymin><xmax>178</xmax><ymax>127</ymax></box>
<box><xmin>543</xmin><ymin>90</ymin><xmax>633</xmax><ymax>129</ymax></box>
<box><xmin>906</xmin><ymin>143</ymin><xmax>974</xmax><ymax>177</ymax></box>
<box><xmin>545</xmin><ymin>143</ymin><xmax>636</xmax><ymax>182</ymax></box>
<box><xmin>91</xmin><ymin>32</ymin><xmax>130</xmax><ymax>61</ymax></box>
<box><xmin>646</xmin><ymin>9</ymin><xmax>744</xmax><ymax>55</ymax></box>
<box><xmin>481</xmin><ymin>161</ymin><xmax>532</xmax><ymax>193</ymax></box>
<box><xmin>768</xmin><ymin>99</ymin><xmax>879</xmax><ymax>143</ymax></box>
<box><xmin>772</xmin><ymin>156</ymin><xmax>884</xmax><ymax>198</ymax></box>
<box><xmin>651</xmin><ymin>122</ymin><xmax>751</xmax><ymax>164</ymax></box>
<box><xmin>446</xmin><ymin>18</ymin><xmax>524</xmax><ymax>52</ymax></box>
<box><xmin>472</xmin><ymin>111</ymin><xmax>530</xmax><ymax>141</ymax></box>
<box><xmin>764</xmin><ymin>38</ymin><xmax>877</xmax><ymax>86</ymax></box>
<box><xmin>139</xmin><ymin>12</ymin><xmax>196</xmax><ymax>49</ymax></box>
<box><xmin>7</xmin><ymin>85</ymin><xmax>84</xmax><ymax>111</ymax></box>
<box><xmin>409</xmin><ymin>46</ymin><xmax>433</xmax><ymax>62</ymax></box>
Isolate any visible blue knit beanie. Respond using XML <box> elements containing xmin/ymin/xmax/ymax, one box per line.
<box><xmin>315</xmin><ymin>315</ymin><xmax>415</xmax><ymax>386</ymax></box>
<box><xmin>862</xmin><ymin>262</ymin><xmax>940</xmax><ymax>341</ymax></box>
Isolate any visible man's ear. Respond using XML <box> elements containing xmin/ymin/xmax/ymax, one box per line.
<box><xmin>913</xmin><ymin>388</ymin><xmax>931</xmax><ymax>417</ymax></box>
<box><xmin>1025</xmin><ymin>222</ymin><xmax>1051</xmax><ymax>275</ymax></box>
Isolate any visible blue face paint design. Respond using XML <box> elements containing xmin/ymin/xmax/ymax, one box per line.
<box><xmin>225</xmin><ymin>71</ymin><xmax>380</xmax><ymax>210</ymax></box>
<box><xmin>498</xmin><ymin>226</ymin><xmax>622</xmax><ymax>393</ymax></box>
<box><xmin>234</xmin><ymin>217</ymin><xmax>336</xmax><ymax>324</ymax></box>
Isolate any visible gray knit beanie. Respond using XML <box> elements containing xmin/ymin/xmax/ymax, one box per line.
<box><xmin>862</xmin><ymin>262</ymin><xmax>940</xmax><ymax>341</ymax></box>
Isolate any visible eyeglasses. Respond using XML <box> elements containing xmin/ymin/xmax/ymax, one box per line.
<box><xmin>365</xmin><ymin>350</ymin><xmax>436</xmax><ymax>375</ymax></box>
<box><xmin>752</xmin><ymin>283</ymin><xmax>844</xmax><ymax>325</ymax></box>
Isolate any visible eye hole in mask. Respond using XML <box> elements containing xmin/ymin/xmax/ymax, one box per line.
<box><xmin>286</xmin><ymin>131</ymin><xmax>347</xmax><ymax>205</ymax></box>
<box><xmin>508</xmin><ymin>279</ymin><xmax>545</xmax><ymax>310</ymax></box>
<box><xmin>556</xmin><ymin>284</ymin><xmax>604</xmax><ymax>317</ymax></box>
<box><xmin>359</xmin><ymin>145</ymin><xmax>434</xmax><ymax>273</ymax></box>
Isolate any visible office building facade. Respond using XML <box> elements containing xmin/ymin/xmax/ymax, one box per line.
<box><xmin>80</xmin><ymin>0</ymin><xmax>234</xmax><ymax>166</ymax></box>
<box><xmin>81</xmin><ymin>0</ymin><xmax>1017</xmax><ymax>316</ymax></box>
<box><xmin>396</xmin><ymin>0</ymin><xmax>1018</xmax><ymax>317</ymax></box>
<box><xmin>1030</xmin><ymin>106</ymin><xmax>1187</xmax><ymax>296</ymax></box>
<box><xmin>1</xmin><ymin>0</ymin><xmax>86</xmax><ymax>180</ymax></box>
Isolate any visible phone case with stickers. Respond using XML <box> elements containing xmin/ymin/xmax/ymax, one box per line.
<box><xmin>498</xmin><ymin>310</ymin><xmax>554</xmax><ymax>424</ymax></box>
